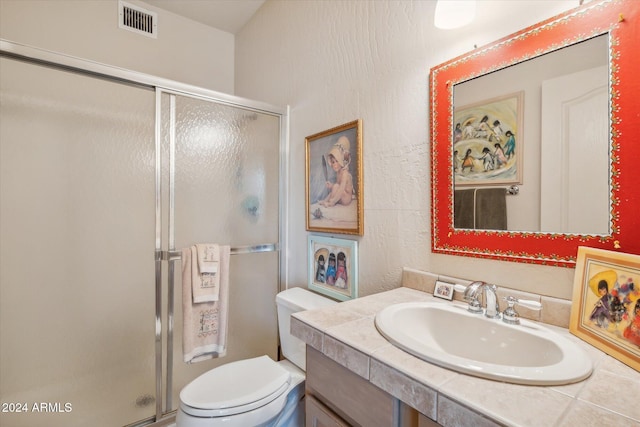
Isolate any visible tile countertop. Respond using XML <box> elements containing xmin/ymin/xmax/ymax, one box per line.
<box><xmin>291</xmin><ymin>287</ymin><xmax>640</xmax><ymax>427</ymax></box>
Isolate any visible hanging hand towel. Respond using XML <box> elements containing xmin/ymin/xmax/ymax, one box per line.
<box><xmin>192</xmin><ymin>244</ymin><xmax>221</xmax><ymax>303</ymax></box>
<box><xmin>454</xmin><ymin>189</ymin><xmax>475</xmax><ymax>229</ymax></box>
<box><xmin>196</xmin><ymin>243</ymin><xmax>219</xmax><ymax>274</ymax></box>
<box><xmin>181</xmin><ymin>245</ymin><xmax>231</xmax><ymax>363</ymax></box>
<box><xmin>475</xmin><ymin>188</ymin><xmax>507</xmax><ymax>230</ymax></box>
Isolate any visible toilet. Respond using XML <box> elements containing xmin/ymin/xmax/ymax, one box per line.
<box><xmin>176</xmin><ymin>287</ymin><xmax>336</xmax><ymax>427</ymax></box>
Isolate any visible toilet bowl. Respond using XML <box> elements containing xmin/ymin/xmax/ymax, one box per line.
<box><xmin>176</xmin><ymin>288</ymin><xmax>336</xmax><ymax>427</ymax></box>
<box><xmin>176</xmin><ymin>356</ymin><xmax>305</xmax><ymax>427</ymax></box>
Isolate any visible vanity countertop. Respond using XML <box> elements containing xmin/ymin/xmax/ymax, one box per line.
<box><xmin>291</xmin><ymin>287</ymin><xmax>640</xmax><ymax>427</ymax></box>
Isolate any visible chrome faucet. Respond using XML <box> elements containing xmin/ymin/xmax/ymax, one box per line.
<box><xmin>463</xmin><ymin>281</ymin><xmax>500</xmax><ymax>319</ymax></box>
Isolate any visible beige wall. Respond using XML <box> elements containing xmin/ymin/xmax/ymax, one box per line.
<box><xmin>0</xmin><ymin>0</ymin><xmax>234</xmax><ymax>93</ymax></box>
<box><xmin>235</xmin><ymin>0</ymin><xmax>581</xmax><ymax>299</ymax></box>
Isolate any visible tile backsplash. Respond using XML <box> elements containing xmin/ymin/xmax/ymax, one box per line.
<box><xmin>401</xmin><ymin>267</ymin><xmax>572</xmax><ymax>328</ymax></box>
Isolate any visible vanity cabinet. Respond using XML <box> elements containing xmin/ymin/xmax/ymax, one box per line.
<box><xmin>305</xmin><ymin>346</ymin><xmax>437</xmax><ymax>427</ymax></box>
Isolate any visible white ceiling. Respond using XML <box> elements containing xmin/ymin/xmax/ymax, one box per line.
<box><xmin>144</xmin><ymin>1</ymin><xmax>584</xmax><ymax>39</ymax></box>
<box><xmin>146</xmin><ymin>0</ymin><xmax>266</xmax><ymax>34</ymax></box>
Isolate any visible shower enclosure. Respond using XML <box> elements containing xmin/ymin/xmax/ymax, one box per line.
<box><xmin>0</xmin><ymin>42</ymin><xmax>288</xmax><ymax>427</ymax></box>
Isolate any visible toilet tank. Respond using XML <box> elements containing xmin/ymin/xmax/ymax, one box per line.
<box><xmin>276</xmin><ymin>287</ymin><xmax>336</xmax><ymax>371</ymax></box>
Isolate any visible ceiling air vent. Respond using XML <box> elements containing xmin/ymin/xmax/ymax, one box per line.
<box><xmin>118</xmin><ymin>1</ymin><xmax>157</xmax><ymax>38</ymax></box>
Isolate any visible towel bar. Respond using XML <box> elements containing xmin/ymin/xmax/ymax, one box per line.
<box><xmin>157</xmin><ymin>243</ymin><xmax>278</xmax><ymax>261</ymax></box>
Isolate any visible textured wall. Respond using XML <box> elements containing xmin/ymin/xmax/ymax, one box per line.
<box><xmin>235</xmin><ymin>0</ymin><xmax>580</xmax><ymax>299</ymax></box>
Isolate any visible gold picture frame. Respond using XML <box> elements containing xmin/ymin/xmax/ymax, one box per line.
<box><xmin>570</xmin><ymin>247</ymin><xmax>640</xmax><ymax>371</ymax></box>
<box><xmin>305</xmin><ymin>120</ymin><xmax>363</xmax><ymax>235</ymax></box>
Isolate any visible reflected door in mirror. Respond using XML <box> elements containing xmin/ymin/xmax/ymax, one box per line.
<box><xmin>540</xmin><ymin>65</ymin><xmax>609</xmax><ymax>234</ymax></box>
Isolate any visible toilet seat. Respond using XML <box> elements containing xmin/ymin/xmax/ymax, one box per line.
<box><xmin>179</xmin><ymin>355</ymin><xmax>291</xmax><ymax>418</ymax></box>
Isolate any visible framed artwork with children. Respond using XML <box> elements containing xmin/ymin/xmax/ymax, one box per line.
<box><xmin>453</xmin><ymin>92</ymin><xmax>523</xmax><ymax>187</ymax></box>
<box><xmin>570</xmin><ymin>246</ymin><xmax>640</xmax><ymax>371</ymax></box>
<box><xmin>308</xmin><ymin>235</ymin><xmax>358</xmax><ymax>301</ymax></box>
<box><xmin>305</xmin><ymin>120</ymin><xmax>363</xmax><ymax>235</ymax></box>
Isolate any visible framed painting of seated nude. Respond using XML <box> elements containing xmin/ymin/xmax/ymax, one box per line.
<box><xmin>453</xmin><ymin>92</ymin><xmax>523</xmax><ymax>187</ymax></box>
<box><xmin>570</xmin><ymin>247</ymin><xmax>640</xmax><ymax>371</ymax></box>
<box><xmin>305</xmin><ymin>119</ymin><xmax>363</xmax><ymax>235</ymax></box>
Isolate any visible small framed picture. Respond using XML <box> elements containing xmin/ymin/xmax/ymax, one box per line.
<box><xmin>434</xmin><ymin>281</ymin><xmax>455</xmax><ymax>301</ymax></box>
<box><xmin>570</xmin><ymin>246</ymin><xmax>640</xmax><ymax>371</ymax></box>
<box><xmin>308</xmin><ymin>234</ymin><xmax>358</xmax><ymax>301</ymax></box>
<box><xmin>305</xmin><ymin>120</ymin><xmax>363</xmax><ymax>235</ymax></box>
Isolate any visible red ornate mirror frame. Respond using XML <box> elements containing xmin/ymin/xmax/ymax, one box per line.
<box><xmin>430</xmin><ymin>0</ymin><xmax>640</xmax><ymax>267</ymax></box>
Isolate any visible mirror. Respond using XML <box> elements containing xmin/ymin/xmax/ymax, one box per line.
<box><xmin>453</xmin><ymin>35</ymin><xmax>609</xmax><ymax>234</ymax></box>
<box><xmin>430</xmin><ymin>0</ymin><xmax>640</xmax><ymax>266</ymax></box>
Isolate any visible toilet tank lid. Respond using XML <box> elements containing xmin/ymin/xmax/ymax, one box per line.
<box><xmin>276</xmin><ymin>287</ymin><xmax>337</xmax><ymax>311</ymax></box>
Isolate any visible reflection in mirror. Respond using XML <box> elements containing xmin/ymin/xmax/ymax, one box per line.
<box><xmin>452</xmin><ymin>35</ymin><xmax>609</xmax><ymax>234</ymax></box>
<box><xmin>430</xmin><ymin>0</ymin><xmax>640</xmax><ymax>266</ymax></box>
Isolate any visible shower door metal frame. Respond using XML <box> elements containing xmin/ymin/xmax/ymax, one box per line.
<box><xmin>1</xmin><ymin>39</ymin><xmax>290</xmax><ymax>427</ymax></box>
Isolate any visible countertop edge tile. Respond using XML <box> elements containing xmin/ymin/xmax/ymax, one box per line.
<box><xmin>438</xmin><ymin>375</ymin><xmax>574</xmax><ymax>427</ymax></box>
<box><xmin>290</xmin><ymin>316</ymin><xmax>324</xmax><ymax>352</ymax></box>
<box><xmin>322</xmin><ymin>334</ymin><xmax>371</xmax><ymax>379</ymax></box>
<box><xmin>369</xmin><ymin>357</ymin><xmax>438</xmax><ymax>420</ymax></box>
<box><xmin>369</xmin><ymin>344</ymin><xmax>460</xmax><ymax>391</ymax></box>
<box><xmin>437</xmin><ymin>394</ymin><xmax>504</xmax><ymax>427</ymax></box>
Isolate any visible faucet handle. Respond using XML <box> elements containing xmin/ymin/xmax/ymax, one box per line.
<box><xmin>453</xmin><ymin>284</ymin><xmax>468</xmax><ymax>293</ymax></box>
<box><xmin>513</xmin><ymin>298</ymin><xmax>542</xmax><ymax>311</ymax></box>
<box><xmin>502</xmin><ymin>296</ymin><xmax>542</xmax><ymax>325</ymax></box>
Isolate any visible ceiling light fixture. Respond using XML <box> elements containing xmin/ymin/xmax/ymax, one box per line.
<box><xmin>434</xmin><ymin>0</ymin><xmax>477</xmax><ymax>30</ymax></box>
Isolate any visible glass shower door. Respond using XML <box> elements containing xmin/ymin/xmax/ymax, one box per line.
<box><xmin>158</xmin><ymin>92</ymin><xmax>282</xmax><ymax>412</ymax></box>
<box><xmin>1</xmin><ymin>53</ymin><xmax>286</xmax><ymax>426</ymax></box>
<box><xmin>0</xmin><ymin>57</ymin><xmax>157</xmax><ymax>427</ymax></box>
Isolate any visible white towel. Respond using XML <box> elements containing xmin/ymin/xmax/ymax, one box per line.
<box><xmin>192</xmin><ymin>244</ymin><xmax>221</xmax><ymax>303</ymax></box>
<box><xmin>181</xmin><ymin>245</ymin><xmax>230</xmax><ymax>363</ymax></box>
<box><xmin>196</xmin><ymin>243</ymin><xmax>219</xmax><ymax>274</ymax></box>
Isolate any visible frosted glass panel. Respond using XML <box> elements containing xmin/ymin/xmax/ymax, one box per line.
<box><xmin>161</xmin><ymin>93</ymin><xmax>281</xmax><ymax>410</ymax></box>
<box><xmin>0</xmin><ymin>58</ymin><xmax>156</xmax><ymax>427</ymax></box>
<box><xmin>172</xmin><ymin>95</ymin><xmax>280</xmax><ymax>244</ymax></box>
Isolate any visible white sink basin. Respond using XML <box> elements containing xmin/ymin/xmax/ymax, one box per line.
<box><xmin>374</xmin><ymin>301</ymin><xmax>592</xmax><ymax>385</ymax></box>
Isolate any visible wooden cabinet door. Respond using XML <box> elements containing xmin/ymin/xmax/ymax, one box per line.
<box><xmin>306</xmin><ymin>394</ymin><xmax>349</xmax><ymax>427</ymax></box>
